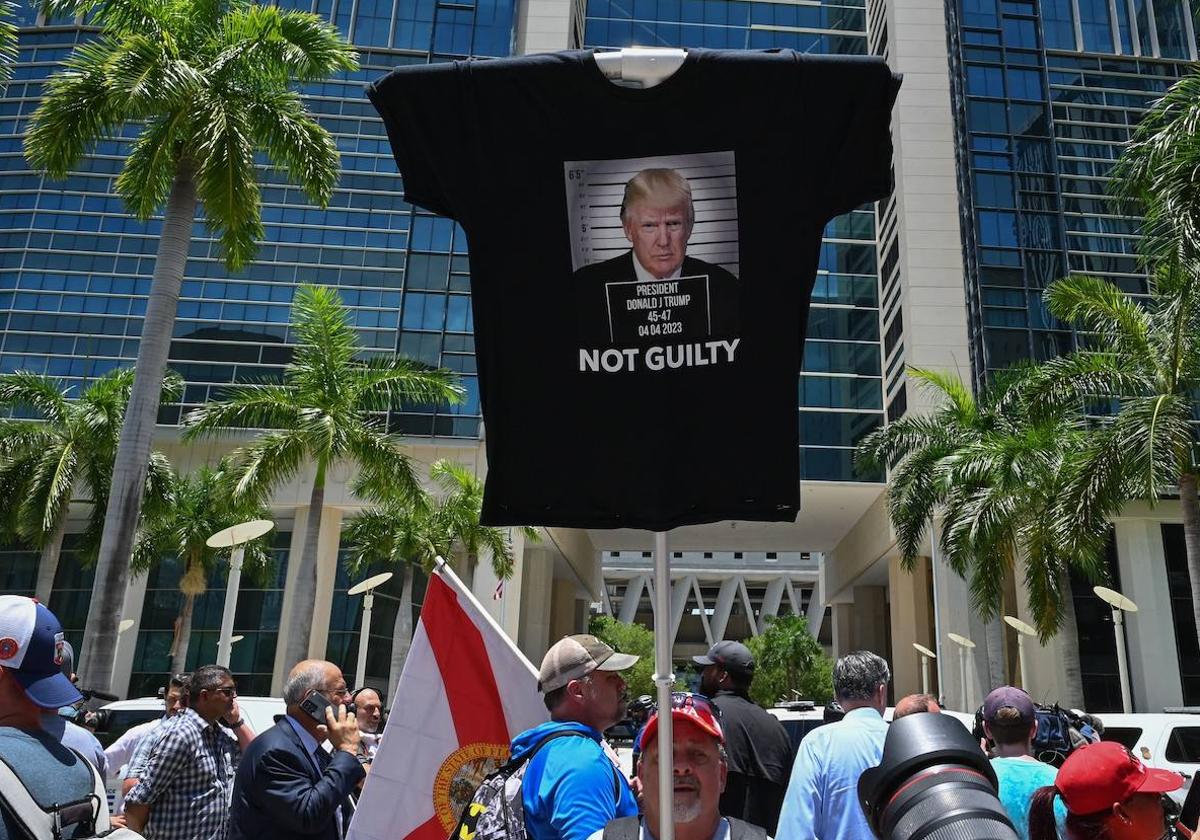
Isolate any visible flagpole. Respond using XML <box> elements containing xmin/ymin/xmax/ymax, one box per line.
<box><xmin>433</xmin><ymin>556</ymin><xmax>539</xmax><ymax>680</ymax></box>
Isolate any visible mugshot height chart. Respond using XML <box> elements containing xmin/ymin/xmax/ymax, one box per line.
<box><xmin>368</xmin><ymin>49</ymin><xmax>901</xmax><ymax>530</ymax></box>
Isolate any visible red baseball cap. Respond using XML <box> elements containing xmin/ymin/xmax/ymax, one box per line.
<box><xmin>639</xmin><ymin>693</ymin><xmax>724</xmax><ymax>751</ymax></box>
<box><xmin>1056</xmin><ymin>741</ymin><xmax>1182</xmax><ymax>816</ymax></box>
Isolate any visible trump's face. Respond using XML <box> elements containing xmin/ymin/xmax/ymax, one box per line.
<box><xmin>623</xmin><ymin>196</ymin><xmax>692</xmax><ymax>279</ymax></box>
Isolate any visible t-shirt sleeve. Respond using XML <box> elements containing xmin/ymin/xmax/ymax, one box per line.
<box><xmin>366</xmin><ymin>61</ymin><xmax>477</xmax><ymax>220</ymax></box>
<box><xmin>801</xmin><ymin>55</ymin><xmax>902</xmax><ymax>220</ymax></box>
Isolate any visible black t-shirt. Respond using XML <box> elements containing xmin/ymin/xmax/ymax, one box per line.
<box><xmin>368</xmin><ymin>49</ymin><xmax>900</xmax><ymax>530</ymax></box>
<box><xmin>710</xmin><ymin>690</ymin><xmax>795</xmax><ymax>833</ymax></box>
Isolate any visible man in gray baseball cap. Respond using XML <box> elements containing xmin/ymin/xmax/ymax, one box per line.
<box><xmin>508</xmin><ymin>634</ymin><xmax>641</xmax><ymax>840</ymax></box>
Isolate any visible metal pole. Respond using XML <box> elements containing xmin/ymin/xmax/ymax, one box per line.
<box><xmin>653</xmin><ymin>530</ymin><xmax>674</xmax><ymax>840</ymax></box>
<box><xmin>1113</xmin><ymin>607</ymin><xmax>1133</xmax><ymax>713</ymax></box>
<box><xmin>921</xmin><ymin>656</ymin><xmax>930</xmax><ymax>696</ymax></box>
<box><xmin>1016</xmin><ymin>634</ymin><xmax>1029</xmax><ymax>694</ymax></box>
<box><xmin>959</xmin><ymin>646</ymin><xmax>970</xmax><ymax>713</ymax></box>
<box><xmin>356</xmin><ymin>590</ymin><xmax>375</xmax><ymax>689</ymax></box>
<box><xmin>216</xmin><ymin>546</ymin><xmax>244</xmax><ymax>668</ymax></box>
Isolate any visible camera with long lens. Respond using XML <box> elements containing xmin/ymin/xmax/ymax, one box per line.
<box><xmin>858</xmin><ymin>712</ymin><xmax>1020</xmax><ymax>840</ymax></box>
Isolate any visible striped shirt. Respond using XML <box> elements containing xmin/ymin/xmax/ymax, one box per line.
<box><xmin>125</xmin><ymin>708</ymin><xmax>240</xmax><ymax>840</ymax></box>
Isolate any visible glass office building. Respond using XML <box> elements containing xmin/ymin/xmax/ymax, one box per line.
<box><xmin>581</xmin><ymin>0</ymin><xmax>887</xmax><ymax>484</ymax></box>
<box><xmin>0</xmin><ymin>0</ymin><xmax>516</xmax><ymax>694</ymax></box>
<box><xmin>944</xmin><ymin>0</ymin><xmax>1200</xmax><ymax>705</ymax></box>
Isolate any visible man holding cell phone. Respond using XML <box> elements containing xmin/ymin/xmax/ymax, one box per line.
<box><xmin>230</xmin><ymin>659</ymin><xmax>364</xmax><ymax>840</ymax></box>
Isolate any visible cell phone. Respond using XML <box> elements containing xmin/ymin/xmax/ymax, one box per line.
<box><xmin>299</xmin><ymin>692</ymin><xmax>355</xmax><ymax>723</ymax></box>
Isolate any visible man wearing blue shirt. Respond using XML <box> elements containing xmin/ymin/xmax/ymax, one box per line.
<box><xmin>511</xmin><ymin>634</ymin><xmax>640</xmax><ymax>840</ymax></box>
<box><xmin>777</xmin><ymin>651</ymin><xmax>891</xmax><ymax>840</ymax></box>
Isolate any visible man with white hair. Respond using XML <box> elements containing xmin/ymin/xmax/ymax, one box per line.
<box><xmin>591</xmin><ymin>693</ymin><xmax>766</xmax><ymax>840</ymax></box>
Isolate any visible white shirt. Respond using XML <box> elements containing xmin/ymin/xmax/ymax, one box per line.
<box><xmin>104</xmin><ymin>718</ymin><xmax>161</xmax><ymax>779</ymax></box>
<box><xmin>631</xmin><ymin>256</ymin><xmax>683</xmax><ymax>284</ymax></box>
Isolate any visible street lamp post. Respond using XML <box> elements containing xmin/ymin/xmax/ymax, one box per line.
<box><xmin>948</xmin><ymin>633</ymin><xmax>977</xmax><ymax>712</ymax></box>
<box><xmin>912</xmin><ymin>642</ymin><xmax>937</xmax><ymax>696</ymax></box>
<box><xmin>1003</xmin><ymin>615</ymin><xmax>1038</xmax><ymax>695</ymax></box>
<box><xmin>207</xmin><ymin>519</ymin><xmax>275</xmax><ymax>669</ymax></box>
<box><xmin>1094</xmin><ymin>586</ymin><xmax>1139</xmax><ymax>713</ymax></box>
<box><xmin>347</xmin><ymin>572</ymin><xmax>394</xmax><ymax>689</ymax></box>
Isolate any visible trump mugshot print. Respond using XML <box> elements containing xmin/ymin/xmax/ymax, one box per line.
<box><xmin>566</xmin><ymin>151</ymin><xmax>742</xmax><ymax>374</ymax></box>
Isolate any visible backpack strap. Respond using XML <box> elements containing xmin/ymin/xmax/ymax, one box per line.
<box><xmin>502</xmin><ymin>729</ymin><xmax>592</xmax><ymax>771</ymax></box>
<box><xmin>601</xmin><ymin>816</ymin><xmax>640</xmax><ymax>840</ymax></box>
<box><xmin>0</xmin><ymin>746</ymin><xmax>113</xmax><ymax>840</ymax></box>
<box><xmin>726</xmin><ymin>817</ymin><xmax>768</xmax><ymax>840</ymax></box>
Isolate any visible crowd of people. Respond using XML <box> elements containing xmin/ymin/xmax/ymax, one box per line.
<box><xmin>0</xmin><ymin>594</ymin><xmax>1191</xmax><ymax>840</ymax></box>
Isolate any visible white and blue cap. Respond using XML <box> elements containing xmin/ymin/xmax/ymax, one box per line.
<box><xmin>0</xmin><ymin>596</ymin><xmax>83</xmax><ymax>709</ymax></box>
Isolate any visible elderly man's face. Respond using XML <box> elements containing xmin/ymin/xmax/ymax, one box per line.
<box><xmin>639</xmin><ymin>718</ymin><xmax>726</xmax><ymax>828</ymax></box>
<box><xmin>623</xmin><ymin>197</ymin><xmax>691</xmax><ymax>279</ymax></box>
<box><xmin>355</xmin><ymin>689</ymin><xmax>383</xmax><ymax>733</ymax></box>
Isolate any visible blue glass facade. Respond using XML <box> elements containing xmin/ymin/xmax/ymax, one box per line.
<box><xmin>945</xmin><ymin>0</ymin><xmax>1199</xmax><ymax>706</ymax></box>
<box><xmin>582</xmin><ymin>0</ymin><xmax>886</xmax><ymax>483</ymax></box>
<box><xmin>0</xmin><ymin>0</ymin><xmax>518</xmax><ymax>694</ymax></box>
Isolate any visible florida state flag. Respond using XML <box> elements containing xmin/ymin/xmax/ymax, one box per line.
<box><xmin>348</xmin><ymin>568</ymin><xmax>547</xmax><ymax>840</ymax></box>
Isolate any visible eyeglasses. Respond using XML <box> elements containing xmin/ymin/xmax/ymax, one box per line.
<box><xmin>210</xmin><ymin>686</ymin><xmax>237</xmax><ymax>698</ymax></box>
<box><xmin>320</xmin><ymin>684</ymin><xmax>350</xmax><ymax>698</ymax></box>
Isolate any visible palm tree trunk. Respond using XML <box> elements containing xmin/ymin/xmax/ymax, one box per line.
<box><xmin>283</xmin><ymin>470</ymin><xmax>325</xmax><ymax>669</ymax></box>
<box><xmin>387</xmin><ymin>565</ymin><xmax>415</xmax><ymax>700</ymax></box>
<box><xmin>1178</xmin><ymin>473</ymin><xmax>1200</xmax><ymax>658</ymax></box>
<box><xmin>170</xmin><ymin>592</ymin><xmax>196</xmax><ymax>676</ymax></box>
<box><xmin>1058</xmin><ymin>575</ymin><xmax>1085</xmax><ymax>709</ymax></box>
<box><xmin>34</xmin><ymin>514</ymin><xmax>68</xmax><ymax>603</ymax></box>
<box><xmin>983</xmin><ymin>615</ymin><xmax>1005</xmax><ymax>694</ymax></box>
<box><xmin>78</xmin><ymin>166</ymin><xmax>197</xmax><ymax>692</ymax></box>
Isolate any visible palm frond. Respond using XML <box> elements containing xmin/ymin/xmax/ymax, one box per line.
<box><xmin>228</xmin><ymin>430</ymin><xmax>309</xmax><ymax>502</ymax></box>
<box><xmin>192</xmin><ymin>91</ymin><xmax>261</xmax><ymax>270</ymax></box>
<box><xmin>243</xmin><ymin>88</ymin><xmax>339</xmax><ymax>208</ymax></box>
<box><xmin>182</xmin><ymin>383</ymin><xmax>304</xmax><ymax>438</ymax></box>
<box><xmin>1045</xmin><ymin>276</ymin><xmax>1154</xmax><ymax>362</ymax></box>
<box><xmin>0</xmin><ymin>371</ymin><xmax>71</xmax><ymax>423</ymax></box>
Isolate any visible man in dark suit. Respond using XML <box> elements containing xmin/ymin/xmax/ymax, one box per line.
<box><xmin>230</xmin><ymin>660</ymin><xmax>364</xmax><ymax>840</ymax></box>
<box><xmin>573</xmin><ymin>167</ymin><xmax>739</xmax><ymax>345</ymax></box>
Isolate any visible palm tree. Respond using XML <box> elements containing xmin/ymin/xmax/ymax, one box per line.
<box><xmin>857</xmin><ymin>368</ymin><xmax>1108</xmax><ymax>705</ymax></box>
<box><xmin>0</xmin><ymin>0</ymin><xmax>16</xmax><ymax>91</ymax></box>
<box><xmin>183</xmin><ymin>285</ymin><xmax>461</xmax><ymax>671</ymax></box>
<box><xmin>23</xmin><ymin>0</ymin><xmax>357</xmax><ymax>691</ymax></box>
<box><xmin>343</xmin><ymin>460</ymin><xmax>532</xmax><ymax>694</ymax></box>
<box><xmin>131</xmin><ymin>462</ymin><xmax>272</xmax><ymax>675</ymax></box>
<box><xmin>1110</xmin><ymin>70</ymin><xmax>1200</xmax><ymax>264</ymax></box>
<box><xmin>1029</xmin><ymin>264</ymin><xmax>1200</xmax><ymax>655</ymax></box>
<box><xmin>0</xmin><ymin>370</ymin><xmax>174</xmax><ymax>601</ymax></box>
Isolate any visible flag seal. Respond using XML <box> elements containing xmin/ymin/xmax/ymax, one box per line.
<box><xmin>433</xmin><ymin>742</ymin><xmax>510</xmax><ymax>832</ymax></box>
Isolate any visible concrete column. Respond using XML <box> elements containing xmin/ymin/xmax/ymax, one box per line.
<box><xmin>831</xmin><ymin>601</ymin><xmax>856</xmax><ymax>657</ymax></box>
<box><xmin>854</xmin><ymin>585</ymin><xmax>889</xmax><ymax>657</ymax></box>
<box><xmin>759</xmin><ymin>578</ymin><xmax>786</xmax><ymax>633</ymax></box>
<box><xmin>669</xmin><ymin>575</ymin><xmax>693</xmax><ymax>646</ymax></box>
<box><xmin>272</xmin><ymin>507</ymin><xmax>310</xmax><ymax>693</ymax></box>
<box><xmin>619</xmin><ymin>575</ymin><xmax>648</xmax><ymax>624</ymax></box>
<box><xmin>806</xmin><ymin>576</ymin><xmax>826</xmax><ymax>638</ymax></box>
<box><xmin>691</xmin><ymin>577</ymin><xmax>714</xmax><ymax>646</ymax></box>
<box><xmin>888</xmin><ymin>555</ymin><xmax>935</xmax><ymax>699</ymax></box>
<box><xmin>710</xmin><ymin>577</ymin><xmax>739</xmax><ymax>641</ymax></box>
<box><xmin>549</xmin><ymin>577</ymin><xmax>578</xmax><ymax>642</ymax></box>
<box><xmin>1115</xmin><ymin>518</ymin><xmax>1184</xmax><ymax>711</ymax></box>
<box><xmin>932</xmin><ymin>560</ymin><xmax>990</xmax><ymax>712</ymax></box>
<box><xmin>1013</xmin><ymin>574</ymin><xmax>1074</xmax><ymax>707</ymax></box>
<box><xmin>113</xmin><ymin>570</ymin><xmax>149</xmax><ymax>698</ymax></box>
<box><xmin>517</xmin><ymin>549</ymin><xmax>554</xmax><ymax>663</ymax></box>
<box><xmin>499</xmin><ymin>530</ymin><xmax>531</xmax><ymax>645</ymax></box>
<box><xmin>306</xmin><ymin>506</ymin><xmax>344</xmax><ymax>660</ymax></box>
<box><xmin>738</xmin><ymin>579</ymin><xmax>759</xmax><ymax>637</ymax></box>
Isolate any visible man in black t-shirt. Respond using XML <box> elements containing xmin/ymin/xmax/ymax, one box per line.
<box><xmin>573</xmin><ymin>168</ymin><xmax>739</xmax><ymax>344</ymax></box>
<box><xmin>694</xmin><ymin>641</ymin><xmax>793</xmax><ymax>834</ymax></box>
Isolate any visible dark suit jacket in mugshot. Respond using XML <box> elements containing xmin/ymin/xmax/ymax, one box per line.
<box><xmin>572</xmin><ymin>251</ymin><xmax>741</xmax><ymax>346</ymax></box>
<box><xmin>229</xmin><ymin>718</ymin><xmax>365</xmax><ymax>840</ymax></box>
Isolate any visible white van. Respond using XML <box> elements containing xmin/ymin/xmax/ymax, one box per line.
<box><xmin>1098</xmin><ymin>711</ymin><xmax>1200</xmax><ymax>804</ymax></box>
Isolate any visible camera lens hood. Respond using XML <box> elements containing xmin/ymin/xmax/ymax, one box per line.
<box><xmin>859</xmin><ymin>712</ymin><xmax>998</xmax><ymax>832</ymax></box>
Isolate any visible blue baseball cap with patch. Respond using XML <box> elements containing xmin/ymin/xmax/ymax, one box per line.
<box><xmin>0</xmin><ymin>596</ymin><xmax>83</xmax><ymax>709</ymax></box>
